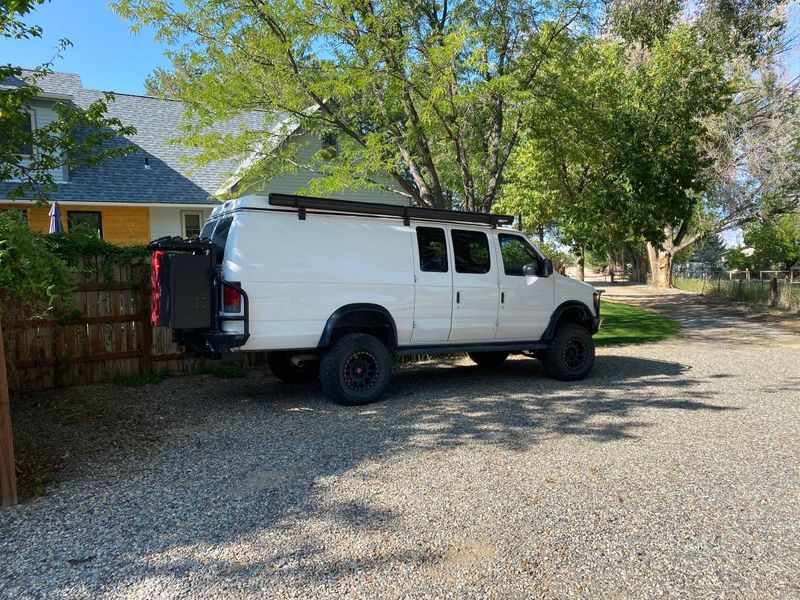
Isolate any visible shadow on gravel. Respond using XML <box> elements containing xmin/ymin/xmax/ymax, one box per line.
<box><xmin>2</xmin><ymin>354</ymin><xmax>737</xmax><ymax>596</ymax></box>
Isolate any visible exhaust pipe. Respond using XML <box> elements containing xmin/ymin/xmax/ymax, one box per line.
<box><xmin>290</xmin><ymin>353</ymin><xmax>318</xmax><ymax>367</ymax></box>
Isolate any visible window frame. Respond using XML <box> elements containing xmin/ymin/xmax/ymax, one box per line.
<box><xmin>67</xmin><ymin>210</ymin><xmax>103</xmax><ymax>239</ymax></box>
<box><xmin>14</xmin><ymin>110</ymin><xmax>35</xmax><ymax>158</ymax></box>
<box><xmin>0</xmin><ymin>208</ymin><xmax>29</xmax><ymax>224</ymax></box>
<box><xmin>181</xmin><ymin>210</ymin><xmax>204</xmax><ymax>239</ymax></box>
<box><xmin>415</xmin><ymin>226</ymin><xmax>449</xmax><ymax>273</ymax></box>
<box><xmin>497</xmin><ymin>233</ymin><xmax>543</xmax><ymax>277</ymax></box>
<box><xmin>451</xmin><ymin>228</ymin><xmax>492</xmax><ymax>275</ymax></box>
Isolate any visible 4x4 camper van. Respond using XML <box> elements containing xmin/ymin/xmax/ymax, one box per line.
<box><xmin>150</xmin><ymin>194</ymin><xmax>602</xmax><ymax>405</ymax></box>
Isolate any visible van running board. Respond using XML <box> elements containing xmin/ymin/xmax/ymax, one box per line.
<box><xmin>394</xmin><ymin>341</ymin><xmax>548</xmax><ymax>356</ymax></box>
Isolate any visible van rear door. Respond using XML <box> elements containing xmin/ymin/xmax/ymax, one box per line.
<box><xmin>410</xmin><ymin>225</ymin><xmax>453</xmax><ymax>343</ymax></box>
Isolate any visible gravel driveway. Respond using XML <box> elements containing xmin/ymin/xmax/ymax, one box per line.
<box><xmin>1</xmin><ymin>286</ymin><xmax>799</xmax><ymax>598</ymax></box>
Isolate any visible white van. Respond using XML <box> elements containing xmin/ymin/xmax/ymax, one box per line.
<box><xmin>150</xmin><ymin>194</ymin><xmax>601</xmax><ymax>405</ymax></box>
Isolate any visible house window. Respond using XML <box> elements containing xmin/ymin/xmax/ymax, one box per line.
<box><xmin>67</xmin><ymin>211</ymin><xmax>103</xmax><ymax>239</ymax></box>
<box><xmin>0</xmin><ymin>208</ymin><xmax>28</xmax><ymax>224</ymax></box>
<box><xmin>181</xmin><ymin>211</ymin><xmax>204</xmax><ymax>238</ymax></box>
<box><xmin>14</xmin><ymin>111</ymin><xmax>34</xmax><ymax>157</ymax></box>
<box><xmin>321</xmin><ymin>131</ymin><xmax>338</xmax><ymax>156</ymax></box>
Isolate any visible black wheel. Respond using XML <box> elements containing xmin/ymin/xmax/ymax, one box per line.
<box><xmin>467</xmin><ymin>351</ymin><xmax>509</xmax><ymax>367</ymax></box>
<box><xmin>319</xmin><ymin>333</ymin><xmax>392</xmax><ymax>405</ymax></box>
<box><xmin>541</xmin><ymin>323</ymin><xmax>595</xmax><ymax>381</ymax></box>
<box><xmin>266</xmin><ymin>351</ymin><xmax>320</xmax><ymax>384</ymax></box>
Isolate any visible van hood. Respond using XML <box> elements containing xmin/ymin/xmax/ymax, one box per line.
<box><xmin>554</xmin><ymin>273</ymin><xmax>598</xmax><ymax>314</ymax></box>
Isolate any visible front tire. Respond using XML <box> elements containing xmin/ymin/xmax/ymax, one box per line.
<box><xmin>541</xmin><ymin>323</ymin><xmax>595</xmax><ymax>381</ymax></box>
<box><xmin>467</xmin><ymin>351</ymin><xmax>509</xmax><ymax>367</ymax></box>
<box><xmin>320</xmin><ymin>333</ymin><xmax>392</xmax><ymax>405</ymax></box>
<box><xmin>267</xmin><ymin>351</ymin><xmax>320</xmax><ymax>384</ymax></box>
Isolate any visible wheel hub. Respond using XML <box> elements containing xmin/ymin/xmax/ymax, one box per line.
<box><xmin>343</xmin><ymin>351</ymin><xmax>379</xmax><ymax>391</ymax></box>
<box><xmin>562</xmin><ymin>338</ymin><xmax>587</xmax><ymax>371</ymax></box>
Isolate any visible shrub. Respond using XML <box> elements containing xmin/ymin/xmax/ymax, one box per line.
<box><xmin>0</xmin><ymin>210</ymin><xmax>74</xmax><ymax>320</ymax></box>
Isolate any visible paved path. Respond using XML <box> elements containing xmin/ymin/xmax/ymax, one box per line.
<box><xmin>589</xmin><ymin>275</ymin><xmax>800</xmax><ymax>347</ymax></box>
<box><xmin>1</xmin><ymin>283</ymin><xmax>799</xmax><ymax>598</ymax></box>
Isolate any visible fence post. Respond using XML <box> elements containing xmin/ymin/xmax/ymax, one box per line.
<box><xmin>0</xmin><ymin>322</ymin><xmax>18</xmax><ymax>507</ymax></box>
<box><xmin>770</xmin><ymin>276</ymin><xmax>779</xmax><ymax>307</ymax></box>
<box><xmin>140</xmin><ymin>277</ymin><xmax>153</xmax><ymax>375</ymax></box>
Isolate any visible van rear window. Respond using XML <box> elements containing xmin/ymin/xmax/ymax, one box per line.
<box><xmin>209</xmin><ymin>217</ymin><xmax>233</xmax><ymax>263</ymax></box>
<box><xmin>199</xmin><ymin>220</ymin><xmax>215</xmax><ymax>240</ymax></box>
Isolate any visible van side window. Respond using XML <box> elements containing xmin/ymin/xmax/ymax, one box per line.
<box><xmin>416</xmin><ymin>227</ymin><xmax>448</xmax><ymax>272</ymax></box>
<box><xmin>451</xmin><ymin>229</ymin><xmax>490</xmax><ymax>274</ymax></box>
<box><xmin>498</xmin><ymin>233</ymin><xmax>539</xmax><ymax>276</ymax></box>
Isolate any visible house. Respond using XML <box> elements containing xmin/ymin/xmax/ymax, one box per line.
<box><xmin>1</xmin><ymin>71</ymin><xmax>407</xmax><ymax>244</ymax></box>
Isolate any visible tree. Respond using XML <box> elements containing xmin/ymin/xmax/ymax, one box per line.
<box><xmin>144</xmin><ymin>55</ymin><xmax>203</xmax><ymax>98</ymax></box>
<box><xmin>743</xmin><ymin>214</ymin><xmax>800</xmax><ymax>270</ymax></box>
<box><xmin>498</xmin><ymin>25</ymin><xmax>729</xmax><ymax>280</ymax></box>
<box><xmin>113</xmin><ymin>0</ymin><xmax>593</xmax><ymax>211</ymax></box>
<box><xmin>608</xmin><ymin>0</ymin><xmax>797</xmax><ymax>287</ymax></box>
<box><xmin>1</xmin><ymin>1</ymin><xmax>137</xmax><ymax>203</ymax></box>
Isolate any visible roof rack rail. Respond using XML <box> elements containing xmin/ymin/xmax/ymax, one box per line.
<box><xmin>268</xmin><ymin>193</ymin><xmax>515</xmax><ymax>227</ymax></box>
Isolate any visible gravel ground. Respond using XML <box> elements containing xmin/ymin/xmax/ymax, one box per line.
<box><xmin>1</xmin><ymin>286</ymin><xmax>799</xmax><ymax>599</ymax></box>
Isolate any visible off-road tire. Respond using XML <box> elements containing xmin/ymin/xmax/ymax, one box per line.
<box><xmin>320</xmin><ymin>333</ymin><xmax>392</xmax><ymax>405</ymax></box>
<box><xmin>467</xmin><ymin>351</ymin><xmax>509</xmax><ymax>367</ymax></box>
<box><xmin>541</xmin><ymin>323</ymin><xmax>595</xmax><ymax>381</ymax></box>
<box><xmin>266</xmin><ymin>351</ymin><xmax>320</xmax><ymax>384</ymax></box>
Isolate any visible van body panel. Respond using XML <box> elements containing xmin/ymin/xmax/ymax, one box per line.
<box><xmin>221</xmin><ymin>206</ymin><xmax>415</xmax><ymax>350</ymax></box>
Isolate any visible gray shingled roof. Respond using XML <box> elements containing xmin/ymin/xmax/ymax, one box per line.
<box><xmin>0</xmin><ymin>71</ymin><xmax>270</xmax><ymax>205</ymax></box>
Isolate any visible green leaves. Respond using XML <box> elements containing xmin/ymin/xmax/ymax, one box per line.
<box><xmin>113</xmin><ymin>0</ymin><xmax>591</xmax><ymax>209</ymax></box>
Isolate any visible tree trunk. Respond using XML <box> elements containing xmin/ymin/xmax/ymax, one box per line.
<box><xmin>576</xmin><ymin>251</ymin><xmax>585</xmax><ymax>282</ymax></box>
<box><xmin>647</xmin><ymin>242</ymin><xmax>675</xmax><ymax>288</ymax></box>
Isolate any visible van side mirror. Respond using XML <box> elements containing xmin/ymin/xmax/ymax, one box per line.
<box><xmin>523</xmin><ymin>262</ymin><xmax>539</xmax><ymax>276</ymax></box>
<box><xmin>542</xmin><ymin>258</ymin><xmax>554</xmax><ymax>277</ymax></box>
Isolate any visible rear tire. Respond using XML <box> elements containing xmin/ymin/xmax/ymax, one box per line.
<box><xmin>320</xmin><ymin>333</ymin><xmax>392</xmax><ymax>405</ymax></box>
<box><xmin>541</xmin><ymin>323</ymin><xmax>595</xmax><ymax>381</ymax></box>
<box><xmin>266</xmin><ymin>351</ymin><xmax>319</xmax><ymax>384</ymax></box>
<box><xmin>467</xmin><ymin>351</ymin><xmax>509</xmax><ymax>367</ymax></box>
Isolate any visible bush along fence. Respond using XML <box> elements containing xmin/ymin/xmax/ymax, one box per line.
<box><xmin>4</xmin><ymin>255</ymin><xmax>262</xmax><ymax>393</ymax></box>
<box><xmin>673</xmin><ymin>271</ymin><xmax>800</xmax><ymax>312</ymax></box>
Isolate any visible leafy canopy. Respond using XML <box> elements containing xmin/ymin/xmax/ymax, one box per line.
<box><xmin>113</xmin><ymin>0</ymin><xmax>594</xmax><ymax>210</ymax></box>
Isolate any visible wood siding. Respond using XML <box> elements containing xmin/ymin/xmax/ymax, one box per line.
<box><xmin>0</xmin><ymin>203</ymin><xmax>151</xmax><ymax>244</ymax></box>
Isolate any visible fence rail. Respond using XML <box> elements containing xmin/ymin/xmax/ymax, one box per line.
<box><xmin>673</xmin><ymin>272</ymin><xmax>800</xmax><ymax>312</ymax></box>
<box><xmin>5</xmin><ymin>257</ymin><xmax>218</xmax><ymax>392</ymax></box>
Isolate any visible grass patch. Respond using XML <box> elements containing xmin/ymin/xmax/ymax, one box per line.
<box><xmin>193</xmin><ymin>362</ymin><xmax>248</xmax><ymax>379</ymax></box>
<box><xmin>594</xmin><ymin>301</ymin><xmax>681</xmax><ymax>346</ymax></box>
<box><xmin>113</xmin><ymin>367</ymin><xmax>172</xmax><ymax>388</ymax></box>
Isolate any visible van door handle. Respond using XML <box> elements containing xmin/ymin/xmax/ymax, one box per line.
<box><xmin>456</xmin><ymin>291</ymin><xmax>461</xmax><ymax>304</ymax></box>
<box><xmin>501</xmin><ymin>292</ymin><xmax>505</xmax><ymax>304</ymax></box>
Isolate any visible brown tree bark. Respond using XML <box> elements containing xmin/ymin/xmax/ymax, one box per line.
<box><xmin>576</xmin><ymin>251</ymin><xmax>585</xmax><ymax>282</ymax></box>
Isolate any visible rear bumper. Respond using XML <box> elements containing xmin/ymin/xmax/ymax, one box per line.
<box><xmin>177</xmin><ymin>331</ymin><xmax>250</xmax><ymax>355</ymax></box>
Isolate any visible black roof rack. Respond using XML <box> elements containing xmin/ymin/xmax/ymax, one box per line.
<box><xmin>268</xmin><ymin>193</ymin><xmax>515</xmax><ymax>227</ymax></box>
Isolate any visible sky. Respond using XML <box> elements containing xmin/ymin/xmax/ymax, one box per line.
<box><xmin>0</xmin><ymin>0</ymin><xmax>171</xmax><ymax>95</ymax></box>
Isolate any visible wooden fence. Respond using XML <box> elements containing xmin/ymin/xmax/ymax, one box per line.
<box><xmin>5</xmin><ymin>256</ymin><xmax>213</xmax><ymax>392</ymax></box>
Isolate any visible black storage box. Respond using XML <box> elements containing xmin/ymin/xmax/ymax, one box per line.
<box><xmin>156</xmin><ymin>253</ymin><xmax>213</xmax><ymax>329</ymax></box>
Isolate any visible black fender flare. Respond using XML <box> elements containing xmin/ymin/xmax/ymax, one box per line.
<box><xmin>317</xmin><ymin>303</ymin><xmax>398</xmax><ymax>348</ymax></box>
<box><xmin>542</xmin><ymin>300</ymin><xmax>595</xmax><ymax>341</ymax></box>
